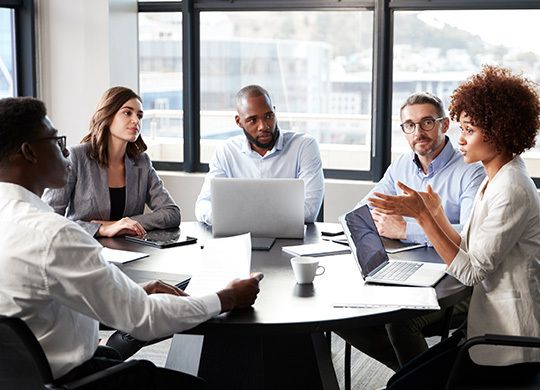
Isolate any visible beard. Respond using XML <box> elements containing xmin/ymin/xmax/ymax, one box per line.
<box><xmin>243</xmin><ymin>126</ymin><xmax>280</xmax><ymax>150</ymax></box>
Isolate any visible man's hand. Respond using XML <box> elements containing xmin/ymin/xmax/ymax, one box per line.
<box><xmin>217</xmin><ymin>272</ymin><xmax>264</xmax><ymax>313</ymax></box>
<box><xmin>94</xmin><ymin>217</ymin><xmax>146</xmax><ymax>237</ymax></box>
<box><xmin>371</xmin><ymin>209</ymin><xmax>406</xmax><ymax>240</ymax></box>
<box><xmin>141</xmin><ymin>280</ymin><xmax>188</xmax><ymax>297</ymax></box>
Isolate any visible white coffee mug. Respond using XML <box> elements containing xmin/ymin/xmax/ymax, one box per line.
<box><xmin>290</xmin><ymin>256</ymin><xmax>326</xmax><ymax>284</ymax></box>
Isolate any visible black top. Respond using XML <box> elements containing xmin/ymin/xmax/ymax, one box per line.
<box><xmin>109</xmin><ymin>187</ymin><xmax>126</xmax><ymax>221</ymax></box>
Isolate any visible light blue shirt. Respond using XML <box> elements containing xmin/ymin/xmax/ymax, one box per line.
<box><xmin>196</xmin><ymin>130</ymin><xmax>325</xmax><ymax>225</ymax></box>
<box><xmin>359</xmin><ymin>137</ymin><xmax>485</xmax><ymax>245</ymax></box>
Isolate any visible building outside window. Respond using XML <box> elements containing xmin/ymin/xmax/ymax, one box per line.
<box><xmin>392</xmin><ymin>10</ymin><xmax>540</xmax><ymax>177</ymax></box>
<box><xmin>0</xmin><ymin>8</ymin><xmax>15</xmax><ymax>98</ymax></box>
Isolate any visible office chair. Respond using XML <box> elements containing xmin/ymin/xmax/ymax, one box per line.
<box><xmin>0</xmin><ymin>315</ymin><xmax>156</xmax><ymax>389</ymax></box>
<box><xmin>343</xmin><ymin>305</ymin><xmax>466</xmax><ymax>390</ymax></box>
<box><xmin>445</xmin><ymin>334</ymin><xmax>540</xmax><ymax>390</ymax></box>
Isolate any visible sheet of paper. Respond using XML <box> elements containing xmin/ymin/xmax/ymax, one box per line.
<box><xmin>334</xmin><ymin>284</ymin><xmax>440</xmax><ymax>310</ymax></box>
<box><xmin>186</xmin><ymin>233</ymin><xmax>251</xmax><ymax>296</ymax></box>
<box><xmin>101</xmin><ymin>247</ymin><xmax>149</xmax><ymax>264</ymax></box>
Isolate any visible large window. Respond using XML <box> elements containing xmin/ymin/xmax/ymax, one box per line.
<box><xmin>138</xmin><ymin>1</ymin><xmax>540</xmax><ymax>186</ymax></box>
<box><xmin>138</xmin><ymin>12</ymin><xmax>183</xmax><ymax>163</ymax></box>
<box><xmin>199</xmin><ymin>11</ymin><xmax>373</xmax><ymax>170</ymax></box>
<box><xmin>391</xmin><ymin>10</ymin><xmax>540</xmax><ymax>177</ymax></box>
<box><xmin>0</xmin><ymin>0</ymin><xmax>35</xmax><ymax>97</ymax></box>
<box><xmin>0</xmin><ymin>8</ymin><xmax>15</xmax><ymax>97</ymax></box>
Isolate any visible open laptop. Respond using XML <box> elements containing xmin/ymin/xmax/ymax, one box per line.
<box><xmin>339</xmin><ymin>205</ymin><xmax>447</xmax><ymax>287</ymax></box>
<box><xmin>211</xmin><ymin>178</ymin><xmax>304</xmax><ymax>239</ymax></box>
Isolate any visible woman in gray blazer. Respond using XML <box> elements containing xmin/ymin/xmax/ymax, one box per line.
<box><xmin>43</xmin><ymin>87</ymin><xmax>180</xmax><ymax>237</ymax></box>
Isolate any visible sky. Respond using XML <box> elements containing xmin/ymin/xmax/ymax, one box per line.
<box><xmin>418</xmin><ymin>10</ymin><xmax>540</xmax><ymax>54</ymax></box>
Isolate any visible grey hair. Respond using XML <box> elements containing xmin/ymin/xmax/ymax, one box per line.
<box><xmin>400</xmin><ymin>92</ymin><xmax>446</xmax><ymax>117</ymax></box>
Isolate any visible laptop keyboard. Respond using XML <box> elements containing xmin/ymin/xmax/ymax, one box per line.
<box><xmin>372</xmin><ymin>261</ymin><xmax>423</xmax><ymax>281</ymax></box>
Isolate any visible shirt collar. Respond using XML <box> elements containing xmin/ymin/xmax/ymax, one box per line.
<box><xmin>0</xmin><ymin>182</ymin><xmax>52</xmax><ymax>213</ymax></box>
<box><xmin>241</xmin><ymin>128</ymin><xmax>283</xmax><ymax>157</ymax></box>
<box><xmin>412</xmin><ymin>136</ymin><xmax>453</xmax><ymax>175</ymax></box>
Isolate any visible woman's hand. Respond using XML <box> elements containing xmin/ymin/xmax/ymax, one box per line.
<box><xmin>368</xmin><ymin>181</ymin><xmax>432</xmax><ymax>220</ymax></box>
<box><xmin>94</xmin><ymin>217</ymin><xmax>146</xmax><ymax>237</ymax></box>
<box><xmin>417</xmin><ymin>184</ymin><xmax>443</xmax><ymax>218</ymax></box>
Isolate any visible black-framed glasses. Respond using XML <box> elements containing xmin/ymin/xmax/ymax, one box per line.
<box><xmin>32</xmin><ymin>136</ymin><xmax>68</xmax><ymax>155</ymax></box>
<box><xmin>400</xmin><ymin>117</ymin><xmax>445</xmax><ymax>134</ymax></box>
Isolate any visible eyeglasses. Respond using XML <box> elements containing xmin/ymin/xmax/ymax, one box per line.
<box><xmin>400</xmin><ymin>117</ymin><xmax>445</xmax><ymax>134</ymax></box>
<box><xmin>32</xmin><ymin>135</ymin><xmax>68</xmax><ymax>156</ymax></box>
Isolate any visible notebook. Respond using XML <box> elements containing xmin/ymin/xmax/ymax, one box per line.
<box><xmin>211</xmin><ymin>178</ymin><xmax>305</xmax><ymax>239</ymax></box>
<box><xmin>125</xmin><ymin>228</ymin><xmax>197</xmax><ymax>248</ymax></box>
<box><xmin>339</xmin><ymin>205</ymin><xmax>447</xmax><ymax>287</ymax></box>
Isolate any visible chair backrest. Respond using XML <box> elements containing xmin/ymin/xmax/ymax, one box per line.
<box><xmin>0</xmin><ymin>315</ymin><xmax>54</xmax><ymax>389</ymax></box>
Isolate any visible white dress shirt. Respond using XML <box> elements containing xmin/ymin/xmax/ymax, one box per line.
<box><xmin>195</xmin><ymin>130</ymin><xmax>325</xmax><ymax>225</ymax></box>
<box><xmin>0</xmin><ymin>183</ymin><xmax>221</xmax><ymax>379</ymax></box>
<box><xmin>447</xmin><ymin>156</ymin><xmax>540</xmax><ymax>366</ymax></box>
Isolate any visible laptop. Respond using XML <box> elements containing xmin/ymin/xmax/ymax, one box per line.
<box><xmin>125</xmin><ymin>228</ymin><xmax>197</xmax><ymax>248</ymax></box>
<box><xmin>339</xmin><ymin>205</ymin><xmax>447</xmax><ymax>287</ymax></box>
<box><xmin>211</xmin><ymin>178</ymin><xmax>305</xmax><ymax>239</ymax></box>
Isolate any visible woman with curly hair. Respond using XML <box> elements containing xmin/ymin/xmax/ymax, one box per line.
<box><xmin>43</xmin><ymin>86</ymin><xmax>180</xmax><ymax>237</ymax></box>
<box><xmin>372</xmin><ymin>65</ymin><xmax>540</xmax><ymax>388</ymax></box>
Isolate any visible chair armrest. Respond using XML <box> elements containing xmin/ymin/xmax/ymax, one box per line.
<box><xmin>47</xmin><ymin>360</ymin><xmax>155</xmax><ymax>390</ymax></box>
<box><xmin>445</xmin><ymin>334</ymin><xmax>540</xmax><ymax>390</ymax></box>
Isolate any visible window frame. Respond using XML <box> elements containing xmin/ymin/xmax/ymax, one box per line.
<box><xmin>0</xmin><ymin>0</ymin><xmax>36</xmax><ymax>97</ymax></box>
<box><xmin>139</xmin><ymin>0</ymin><xmax>540</xmax><ymax>187</ymax></box>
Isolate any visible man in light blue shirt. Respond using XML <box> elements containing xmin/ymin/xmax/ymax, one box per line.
<box><xmin>337</xmin><ymin>92</ymin><xmax>485</xmax><ymax>372</ymax></box>
<box><xmin>195</xmin><ymin>85</ymin><xmax>324</xmax><ymax>225</ymax></box>
<box><xmin>358</xmin><ymin>93</ymin><xmax>485</xmax><ymax>245</ymax></box>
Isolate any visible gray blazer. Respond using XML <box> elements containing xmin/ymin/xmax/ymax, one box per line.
<box><xmin>42</xmin><ymin>143</ymin><xmax>181</xmax><ymax>236</ymax></box>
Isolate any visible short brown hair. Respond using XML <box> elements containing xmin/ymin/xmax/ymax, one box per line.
<box><xmin>82</xmin><ymin>86</ymin><xmax>147</xmax><ymax>166</ymax></box>
<box><xmin>449</xmin><ymin>65</ymin><xmax>540</xmax><ymax>155</ymax></box>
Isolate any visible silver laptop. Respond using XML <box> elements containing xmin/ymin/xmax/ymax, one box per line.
<box><xmin>211</xmin><ymin>178</ymin><xmax>305</xmax><ymax>239</ymax></box>
<box><xmin>339</xmin><ymin>205</ymin><xmax>447</xmax><ymax>287</ymax></box>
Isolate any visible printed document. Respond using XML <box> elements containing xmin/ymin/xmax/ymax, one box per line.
<box><xmin>186</xmin><ymin>233</ymin><xmax>251</xmax><ymax>295</ymax></box>
<box><xmin>334</xmin><ymin>284</ymin><xmax>440</xmax><ymax>310</ymax></box>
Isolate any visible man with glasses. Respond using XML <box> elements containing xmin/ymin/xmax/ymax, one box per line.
<box><xmin>336</xmin><ymin>92</ymin><xmax>485</xmax><ymax>372</ymax></box>
<box><xmin>0</xmin><ymin>97</ymin><xmax>263</xmax><ymax>388</ymax></box>
<box><xmin>357</xmin><ymin>91</ymin><xmax>485</xmax><ymax>245</ymax></box>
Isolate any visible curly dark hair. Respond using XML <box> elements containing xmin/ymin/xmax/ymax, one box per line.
<box><xmin>449</xmin><ymin>65</ymin><xmax>540</xmax><ymax>155</ymax></box>
<box><xmin>0</xmin><ymin>97</ymin><xmax>47</xmax><ymax>162</ymax></box>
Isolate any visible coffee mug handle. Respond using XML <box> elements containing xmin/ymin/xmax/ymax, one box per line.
<box><xmin>315</xmin><ymin>265</ymin><xmax>325</xmax><ymax>276</ymax></box>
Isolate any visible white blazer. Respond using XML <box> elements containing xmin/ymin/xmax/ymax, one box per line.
<box><xmin>448</xmin><ymin>156</ymin><xmax>540</xmax><ymax>366</ymax></box>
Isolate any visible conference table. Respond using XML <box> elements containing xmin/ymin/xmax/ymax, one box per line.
<box><xmin>100</xmin><ymin>222</ymin><xmax>471</xmax><ymax>390</ymax></box>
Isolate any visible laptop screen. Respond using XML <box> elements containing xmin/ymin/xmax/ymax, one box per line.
<box><xmin>342</xmin><ymin>205</ymin><xmax>388</xmax><ymax>276</ymax></box>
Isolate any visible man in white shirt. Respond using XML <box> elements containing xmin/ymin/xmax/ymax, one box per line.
<box><xmin>195</xmin><ymin>85</ymin><xmax>325</xmax><ymax>225</ymax></box>
<box><xmin>0</xmin><ymin>97</ymin><xmax>263</xmax><ymax>387</ymax></box>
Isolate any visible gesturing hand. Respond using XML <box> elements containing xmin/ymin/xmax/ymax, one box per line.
<box><xmin>368</xmin><ymin>181</ymin><xmax>430</xmax><ymax>219</ymax></box>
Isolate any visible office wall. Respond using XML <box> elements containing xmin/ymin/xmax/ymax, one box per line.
<box><xmin>37</xmin><ymin>0</ymin><xmax>138</xmax><ymax>145</ymax></box>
